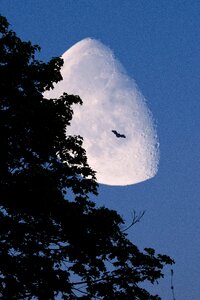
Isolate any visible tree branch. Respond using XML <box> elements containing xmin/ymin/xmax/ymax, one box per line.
<box><xmin>122</xmin><ymin>210</ymin><xmax>145</xmax><ymax>232</ymax></box>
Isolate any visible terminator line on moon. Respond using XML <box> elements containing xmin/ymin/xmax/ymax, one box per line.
<box><xmin>45</xmin><ymin>38</ymin><xmax>159</xmax><ymax>186</ymax></box>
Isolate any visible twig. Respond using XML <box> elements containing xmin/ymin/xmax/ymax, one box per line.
<box><xmin>170</xmin><ymin>269</ymin><xmax>176</xmax><ymax>300</ymax></box>
<box><xmin>71</xmin><ymin>286</ymin><xmax>102</xmax><ymax>300</ymax></box>
<box><xmin>122</xmin><ymin>210</ymin><xmax>145</xmax><ymax>232</ymax></box>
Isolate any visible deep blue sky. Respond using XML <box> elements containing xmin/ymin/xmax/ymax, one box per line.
<box><xmin>1</xmin><ymin>1</ymin><xmax>200</xmax><ymax>299</ymax></box>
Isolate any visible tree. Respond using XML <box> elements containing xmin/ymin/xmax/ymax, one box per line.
<box><xmin>0</xmin><ymin>16</ymin><xmax>174</xmax><ymax>299</ymax></box>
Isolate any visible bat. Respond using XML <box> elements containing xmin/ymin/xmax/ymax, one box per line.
<box><xmin>112</xmin><ymin>130</ymin><xmax>126</xmax><ymax>138</ymax></box>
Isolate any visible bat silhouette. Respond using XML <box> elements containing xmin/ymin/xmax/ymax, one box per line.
<box><xmin>112</xmin><ymin>130</ymin><xmax>126</xmax><ymax>138</ymax></box>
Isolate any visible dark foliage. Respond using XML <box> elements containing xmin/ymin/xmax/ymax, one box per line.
<box><xmin>0</xmin><ymin>16</ymin><xmax>174</xmax><ymax>299</ymax></box>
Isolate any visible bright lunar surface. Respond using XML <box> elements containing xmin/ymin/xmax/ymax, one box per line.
<box><xmin>45</xmin><ymin>38</ymin><xmax>159</xmax><ymax>185</ymax></box>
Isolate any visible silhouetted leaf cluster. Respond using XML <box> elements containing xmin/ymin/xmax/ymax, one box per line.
<box><xmin>0</xmin><ymin>16</ymin><xmax>174</xmax><ymax>299</ymax></box>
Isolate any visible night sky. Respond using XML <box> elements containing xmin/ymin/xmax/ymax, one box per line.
<box><xmin>0</xmin><ymin>1</ymin><xmax>200</xmax><ymax>299</ymax></box>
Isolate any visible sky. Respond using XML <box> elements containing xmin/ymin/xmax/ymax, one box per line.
<box><xmin>0</xmin><ymin>1</ymin><xmax>200</xmax><ymax>299</ymax></box>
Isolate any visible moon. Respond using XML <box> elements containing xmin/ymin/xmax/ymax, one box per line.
<box><xmin>45</xmin><ymin>38</ymin><xmax>159</xmax><ymax>186</ymax></box>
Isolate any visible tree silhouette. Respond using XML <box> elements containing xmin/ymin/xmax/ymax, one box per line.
<box><xmin>0</xmin><ymin>16</ymin><xmax>174</xmax><ymax>299</ymax></box>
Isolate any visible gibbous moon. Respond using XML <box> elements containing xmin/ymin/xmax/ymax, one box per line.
<box><xmin>45</xmin><ymin>38</ymin><xmax>159</xmax><ymax>186</ymax></box>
